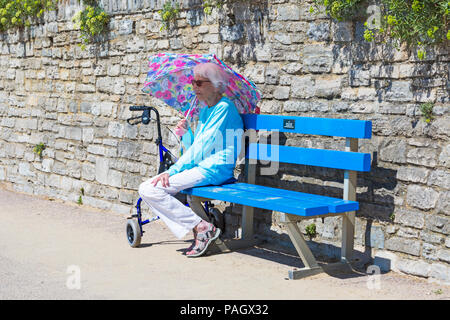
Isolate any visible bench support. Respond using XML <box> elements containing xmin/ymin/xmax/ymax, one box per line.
<box><xmin>241</xmin><ymin>134</ymin><xmax>257</xmax><ymax>240</ymax></box>
<box><xmin>187</xmin><ymin>195</ymin><xmax>211</xmax><ymax>222</ymax></box>
<box><xmin>241</xmin><ymin>158</ymin><xmax>256</xmax><ymax>240</ymax></box>
<box><xmin>342</xmin><ymin>138</ymin><xmax>358</xmax><ymax>262</ymax></box>
<box><xmin>280</xmin><ymin>213</ymin><xmax>323</xmax><ymax>279</ymax></box>
<box><xmin>281</xmin><ymin>213</ymin><xmax>355</xmax><ymax>279</ymax></box>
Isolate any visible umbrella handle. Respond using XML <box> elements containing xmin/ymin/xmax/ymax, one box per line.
<box><xmin>184</xmin><ymin>96</ymin><xmax>199</xmax><ymax>122</ymax></box>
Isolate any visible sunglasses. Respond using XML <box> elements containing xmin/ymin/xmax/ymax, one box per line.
<box><xmin>191</xmin><ymin>79</ymin><xmax>211</xmax><ymax>87</ymax></box>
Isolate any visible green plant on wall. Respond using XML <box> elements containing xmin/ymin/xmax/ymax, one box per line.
<box><xmin>305</xmin><ymin>223</ymin><xmax>317</xmax><ymax>240</ymax></box>
<box><xmin>77</xmin><ymin>187</ymin><xmax>84</xmax><ymax>205</ymax></box>
<box><xmin>158</xmin><ymin>0</ymin><xmax>225</xmax><ymax>27</ymax></box>
<box><xmin>311</xmin><ymin>0</ymin><xmax>449</xmax><ymax>59</ymax></box>
<box><xmin>72</xmin><ymin>1</ymin><xmax>109</xmax><ymax>50</ymax></box>
<box><xmin>375</xmin><ymin>0</ymin><xmax>449</xmax><ymax>58</ymax></box>
<box><xmin>202</xmin><ymin>0</ymin><xmax>224</xmax><ymax>15</ymax></box>
<box><xmin>33</xmin><ymin>142</ymin><xmax>46</xmax><ymax>157</ymax></box>
<box><xmin>0</xmin><ymin>0</ymin><xmax>57</xmax><ymax>31</ymax></box>
<box><xmin>419</xmin><ymin>102</ymin><xmax>434</xmax><ymax>123</ymax></box>
<box><xmin>310</xmin><ymin>0</ymin><xmax>365</xmax><ymax>21</ymax></box>
<box><xmin>159</xmin><ymin>1</ymin><xmax>179</xmax><ymax>30</ymax></box>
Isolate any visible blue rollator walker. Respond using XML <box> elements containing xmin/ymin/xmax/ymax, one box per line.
<box><xmin>125</xmin><ymin>106</ymin><xmax>222</xmax><ymax>248</ymax></box>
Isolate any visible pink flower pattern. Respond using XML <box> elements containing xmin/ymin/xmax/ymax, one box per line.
<box><xmin>142</xmin><ymin>53</ymin><xmax>261</xmax><ymax>118</ymax></box>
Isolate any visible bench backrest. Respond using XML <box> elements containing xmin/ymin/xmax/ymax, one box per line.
<box><xmin>241</xmin><ymin>114</ymin><xmax>372</xmax><ymax>172</ymax></box>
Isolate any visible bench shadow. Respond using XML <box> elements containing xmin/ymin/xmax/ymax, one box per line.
<box><xmin>138</xmin><ymin>239</ymin><xmax>192</xmax><ymax>249</ymax></box>
<box><xmin>218</xmin><ymin>237</ymin><xmax>375</xmax><ymax>279</ymax></box>
<box><xmin>223</xmin><ymin>148</ymin><xmax>397</xmax><ymax>278</ymax></box>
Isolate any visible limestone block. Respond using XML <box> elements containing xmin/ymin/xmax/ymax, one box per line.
<box><xmin>314</xmin><ymin>77</ymin><xmax>342</xmax><ymax>98</ymax></box>
<box><xmin>396</xmin><ymin>258</ymin><xmax>430</xmax><ymax>278</ymax></box>
<box><xmin>428</xmin><ymin>170</ymin><xmax>450</xmax><ymax>189</ymax></box>
<box><xmin>82</xmin><ymin>162</ymin><xmax>96</xmax><ymax>181</ymax></box>
<box><xmin>272</xmin><ymin>86</ymin><xmax>290</xmax><ymax>100</ymax></box>
<box><xmin>265</xmin><ymin>65</ymin><xmax>279</xmax><ymax>85</ymax></box>
<box><xmin>349</xmin><ymin>68</ymin><xmax>371</xmax><ymax>87</ymax></box>
<box><xmin>220</xmin><ymin>24</ymin><xmax>244</xmax><ymax>42</ymax></box>
<box><xmin>291</xmin><ymin>75</ymin><xmax>315</xmax><ymax>99</ymax></box>
<box><xmin>118</xmin><ymin>19</ymin><xmax>134</xmax><ymax>35</ymax></box>
<box><xmin>385</xmin><ymin>81</ymin><xmax>414</xmax><ymax>102</ymax></box>
<box><xmin>393</xmin><ymin>208</ymin><xmax>425</xmax><ymax>229</ymax></box>
<box><xmin>406</xmin><ymin>147</ymin><xmax>438</xmax><ymax>167</ymax></box>
<box><xmin>436</xmin><ymin>191</ymin><xmax>450</xmax><ymax>216</ymax></box>
<box><xmin>425</xmin><ymin>214</ymin><xmax>450</xmax><ymax>235</ymax></box>
<box><xmin>379</xmin><ymin>138</ymin><xmax>407</xmax><ymax>163</ymax></box>
<box><xmin>429</xmin><ymin>263</ymin><xmax>450</xmax><ymax>284</ymax></box>
<box><xmin>302</xmin><ymin>45</ymin><xmax>333</xmax><ymax>73</ymax></box>
<box><xmin>108</xmin><ymin>122</ymin><xmax>124</xmax><ymax>138</ymax></box>
<box><xmin>332</xmin><ymin>22</ymin><xmax>353</xmax><ymax>42</ymax></box>
<box><xmin>385</xmin><ymin>237</ymin><xmax>421</xmax><ymax>256</ymax></box>
<box><xmin>260</xmin><ymin>100</ymin><xmax>281</xmax><ymax>114</ymax></box>
<box><xmin>273</xmin><ymin>33</ymin><xmax>291</xmax><ymax>45</ymax></box>
<box><xmin>276</xmin><ymin>5</ymin><xmax>300</xmax><ymax>21</ymax></box>
<box><xmin>396</xmin><ymin>166</ymin><xmax>429</xmax><ymax>184</ymax></box>
<box><xmin>307</xmin><ymin>22</ymin><xmax>329</xmax><ymax>41</ymax></box>
<box><xmin>438</xmin><ymin>249</ymin><xmax>450</xmax><ymax>263</ymax></box>
<box><xmin>406</xmin><ymin>185</ymin><xmax>439</xmax><ymax>210</ymax></box>
<box><xmin>96</xmin><ymin>77</ymin><xmax>125</xmax><ymax>95</ymax></box>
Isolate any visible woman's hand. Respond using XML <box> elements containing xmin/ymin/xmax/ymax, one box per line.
<box><xmin>174</xmin><ymin>119</ymin><xmax>188</xmax><ymax>137</ymax></box>
<box><xmin>151</xmin><ymin>172</ymin><xmax>170</xmax><ymax>188</ymax></box>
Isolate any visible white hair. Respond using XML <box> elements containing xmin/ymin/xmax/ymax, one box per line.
<box><xmin>193</xmin><ymin>62</ymin><xmax>230</xmax><ymax>93</ymax></box>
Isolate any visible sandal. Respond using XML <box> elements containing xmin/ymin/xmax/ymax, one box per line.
<box><xmin>182</xmin><ymin>230</ymin><xmax>197</xmax><ymax>255</ymax></box>
<box><xmin>186</xmin><ymin>223</ymin><xmax>221</xmax><ymax>258</ymax></box>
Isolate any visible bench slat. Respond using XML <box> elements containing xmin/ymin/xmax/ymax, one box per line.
<box><xmin>242</xmin><ymin>114</ymin><xmax>372</xmax><ymax>139</ymax></box>
<box><xmin>223</xmin><ymin>183</ymin><xmax>359</xmax><ymax>213</ymax></box>
<box><xmin>181</xmin><ymin>186</ymin><xmax>330</xmax><ymax>216</ymax></box>
<box><xmin>248</xmin><ymin>143</ymin><xmax>371</xmax><ymax>172</ymax></box>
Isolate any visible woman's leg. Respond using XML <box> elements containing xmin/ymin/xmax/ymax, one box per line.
<box><xmin>138</xmin><ymin>168</ymin><xmax>208</xmax><ymax>239</ymax></box>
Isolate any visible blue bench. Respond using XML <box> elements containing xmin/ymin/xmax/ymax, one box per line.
<box><xmin>182</xmin><ymin>114</ymin><xmax>372</xmax><ymax>279</ymax></box>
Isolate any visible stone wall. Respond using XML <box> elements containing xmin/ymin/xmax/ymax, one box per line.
<box><xmin>0</xmin><ymin>0</ymin><xmax>448</xmax><ymax>284</ymax></box>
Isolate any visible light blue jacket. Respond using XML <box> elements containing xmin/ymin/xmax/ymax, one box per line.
<box><xmin>167</xmin><ymin>96</ymin><xmax>244</xmax><ymax>185</ymax></box>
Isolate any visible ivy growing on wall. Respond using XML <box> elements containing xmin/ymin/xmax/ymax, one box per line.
<box><xmin>72</xmin><ymin>0</ymin><xmax>109</xmax><ymax>50</ymax></box>
<box><xmin>311</xmin><ymin>0</ymin><xmax>449</xmax><ymax>59</ymax></box>
<box><xmin>158</xmin><ymin>0</ymin><xmax>224</xmax><ymax>30</ymax></box>
<box><xmin>159</xmin><ymin>0</ymin><xmax>180</xmax><ymax>30</ymax></box>
<box><xmin>0</xmin><ymin>1</ymin><xmax>110</xmax><ymax>48</ymax></box>
<box><xmin>202</xmin><ymin>0</ymin><xmax>224</xmax><ymax>15</ymax></box>
<box><xmin>0</xmin><ymin>0</ymin><xmax>56</xmax><ymax>30</ymax></box>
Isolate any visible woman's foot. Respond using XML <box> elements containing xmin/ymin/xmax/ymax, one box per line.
<box><xmin>186</xmin><ymin>221</ymin><xmax>221</xmax><ymax>258</ymax></box>
<box><xmin>183</xmin><ymin>229</ymin><xmax>197</xmax><ymax>255</ymax></box>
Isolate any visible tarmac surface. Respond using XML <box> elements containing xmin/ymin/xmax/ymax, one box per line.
<box><xmin>0</xmin><ymin>185</ymin><xmax>448</xmax><ymax>300</ymax></box>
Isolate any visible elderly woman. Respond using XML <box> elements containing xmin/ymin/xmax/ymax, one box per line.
<box><xmin>138</xmin><ymin>62</ymin><xmax>243</xmax><ymax>257</ymax></box>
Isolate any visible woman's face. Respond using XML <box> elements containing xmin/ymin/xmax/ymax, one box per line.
<box><xmin>192</xmin><ymin>74</ymin><xmax>220</xmax><ymax>103</ymax></box>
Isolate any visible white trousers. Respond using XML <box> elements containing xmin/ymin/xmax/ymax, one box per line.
<box><xmin>138</xmin><ymin>168</ymin><xmax>209</xmax><ymax>239</ymax></box>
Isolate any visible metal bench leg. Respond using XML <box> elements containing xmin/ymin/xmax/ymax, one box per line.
<box><xmin>187</xmin><ymin>195</ymin><xmax>210</xmax><ymax>222</ymax></box>
<box><xmin>341</xmin><ymin>211</ymin><xmax>355</xmax><ymax>262</ymax></box>
<box><xmin>281</xmin><ymin>214</ymin><xmax>323</xmax><ymax>279</ymax></box>
<box><xmin>342</xmin><ymin>138</ymin><xmax>358</xmax><ymax>262</ymax></box>
<box><xmin>241</xmin><ymin>205</ymin><xmax>254</xmax><ymax>240</ymax></box>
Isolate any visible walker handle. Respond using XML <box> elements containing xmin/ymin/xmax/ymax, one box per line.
<box><xmin>129</xmin><ymin>106</ymin><xmax>149</xmax><ymax>111</ymax></box>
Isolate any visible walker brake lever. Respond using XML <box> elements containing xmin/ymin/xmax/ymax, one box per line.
<box><xmin>127</xmin><ymin>116</ymin><xmax>142</xmax><ymax>125</ymax></box>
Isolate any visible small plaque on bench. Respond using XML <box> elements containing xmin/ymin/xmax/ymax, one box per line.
<box><xmin>283</xmin><ymin>119</ymin><xmax>295</xmax><ymax>130</ymax></box>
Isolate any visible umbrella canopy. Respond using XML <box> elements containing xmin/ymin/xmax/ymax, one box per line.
<box><xmin>142</xmin><ymin>53</ymin><xmax>261</xmax><ymax>119</ymax></box>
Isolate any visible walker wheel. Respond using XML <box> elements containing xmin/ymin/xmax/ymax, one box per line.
<box><xmin>126</xmin><ymin>219</ymin><xmax>142</xmax><ymax>248</ymax></box>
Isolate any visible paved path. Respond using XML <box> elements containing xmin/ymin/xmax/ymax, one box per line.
<box><xmin>0</xmin><ymin>186</ymin><xmax>448</xmax><ymax>300</ymax></box>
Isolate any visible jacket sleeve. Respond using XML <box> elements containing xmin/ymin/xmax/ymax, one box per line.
<box><xmin>167</xmin><ymin>103</ymin><xmax>232</xmax><ymax>176</ymax></box>
<box><xmin>180</xmin><ymin>127</ymin><xmax>194</xmax><ymax>151</ymax></box>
